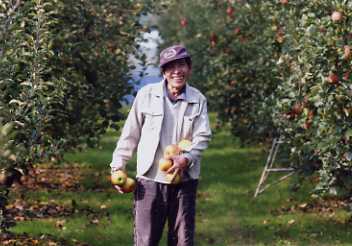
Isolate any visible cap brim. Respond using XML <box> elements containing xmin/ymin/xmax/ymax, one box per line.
<box><xmin>159</xmin><ymin>55</ymin><xmax>190</xmax><ymax>68</ymax></box>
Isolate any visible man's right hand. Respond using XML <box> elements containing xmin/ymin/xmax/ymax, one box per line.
<box><xmin>111</xmin><ymin>169</ymin><xmax>127</xmax><ymax>194</ymax></box>
<box><xmin>113</xmin><ymin>184</ymin><xmax>125</xmax><ymax>194</ymax></box>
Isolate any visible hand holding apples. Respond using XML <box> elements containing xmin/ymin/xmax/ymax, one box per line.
<box><xmin>111</xmin><ymin>170</ymin><xmax>127</xmax><ymax>186</ymax></box>
<box><xmin>163</xmin><ymin>144</ymin><xmax>180</xmax><ymax>160</ymax></box>
<box><xmin>165</xmin><ymin>169</ymin><xmax>182</xmax><ymax>185</ymax></box>
<box><xmin>111</xmin><ymin>170</ymin><xmax>136</xmax><ymax>193</ymax></box>
<box><xmin>159</xmin><ymin>140</ymin><xmax>192</xmax><ymax>184</ymax></box>
<box><xmin>121</xmin><ymin>177</ymin><xmax>137</xmax><ymax>193</ymax></box>
<box><xmin>167</xmin><ymin>155</ymin><xmax>189</xmax><ymax>173</ymax></box>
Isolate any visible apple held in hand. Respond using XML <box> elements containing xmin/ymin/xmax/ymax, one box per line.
<box><xmin>172</xmin><ymin>173</ymin><xmax>181</xmax><ymax>185</ymax></box>
<box><xmin>121</xmin><ymin>177</ymin><xmax>136</xmax><ymax>193</ymax></box>
<box><xmin>111</xmin><ymin>170</ymin><xmax>127</xmax><ymax>186</ymax></box>
<box><xmin>178</xmin><ymin>139</ymin><xmax>192</xmax><ymax>152</ymax></box>
<box><xmin>159</xmin><ymin>158</ymin><xmax>173</xmax><ymax>171</ymax></box>
<box><xmin>163</xmin><ymin>144</ymin><xmax>180</xmax><ymax>160</ymax></box>
<box><xmin>166</xmin><ymin>172</ymin><xmax>182</xmax><ymax>185</ymax></box>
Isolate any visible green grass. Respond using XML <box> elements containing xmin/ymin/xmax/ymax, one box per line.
<box><xmin>9</xmin><ymin>116</ymin><xmax>352</xmax><ymax>245</ymax></box>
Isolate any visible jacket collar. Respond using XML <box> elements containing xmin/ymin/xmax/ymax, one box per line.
<box><xmin>152</xmin><ymin>79</ymin><xmax>199</xmax><ymax>103</ymax></box>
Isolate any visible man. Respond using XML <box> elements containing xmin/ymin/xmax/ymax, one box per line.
<box><xmin>110</xmin><ymin>44</ymin><xmax>211</xmax><ymax>246</ymax></box>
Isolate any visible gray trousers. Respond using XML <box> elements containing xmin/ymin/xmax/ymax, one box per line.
<box><xmin>133</xmin><ymin>178</ymin><xmax>198</xmax><ymax>246</ymax></box>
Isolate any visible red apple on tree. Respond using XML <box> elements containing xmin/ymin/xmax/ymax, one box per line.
<box><xmin>343</xmin><ymin>45</ymin><xmax>351</xmax><ymax>60</ymax></box>
<box><xmin>180</xmin><ymin>18</ymin><xmax>188</xmax><ymax>27</ymax></box>
<box><xmin>292</xmin><ymin>102</ymin><xmax>303</xmax><ymax>115</ymax></box>
<box><xmin>343</xmin><ymin>71</ymin><xmax>350</xmax><ymax>81</ymax></box>
<box><xmin>226</xmin><ymin>6</ymin><xmax>234</xmax><ymax>17</ymax></box>
<box><xmin>328</xmin><ymin>72</ymin><xmax>339</xmax><ymax>85</ymax></box>
<box><xmin>233</xmin><ymin>27</ymin><xmax>241</xmax><ymax>35</ymax></box>
<box><xmin>210</xmin><ymin>32</ymin><xmax>217</xmax><ymax>48</ymax></box>
<box><xmin>302</xmin><ymin>121</ymin><xmax>312</xmax><ymax>130</ymax></box>
<box><xmin>331</xmin><ymin>11</ymin><xmax>343</xmax><ymax>22</ymax></box>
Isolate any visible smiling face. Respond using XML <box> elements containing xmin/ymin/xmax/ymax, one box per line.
<box><xmin>162</xmin><ymin>58</ymin><xmax>192</xmax><ymax>93</ymax></box>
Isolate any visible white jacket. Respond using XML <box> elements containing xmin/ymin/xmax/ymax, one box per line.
<box><xmin>110</xmin><ymin>80</ymin><xmax>212</xmax><ymax>179</ymax></box>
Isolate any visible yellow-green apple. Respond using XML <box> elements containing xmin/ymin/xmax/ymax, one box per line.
<box><xmin>163</xmin><ymin>144</ymin><xmax>180</xmax><ymax>160</ymax></box>
<box><xmin>178</xmin><ymin>139</ymin><xmax>192</xmax><ymax>152</ymax></box>
<box><xmin>172</xmin><ymin>173</ymin><xmax>181</xmax><ymax>185</ymax></box>
<box><xmin>121</xmin><ymin>177</ymin><xmax>136</xmax><ymax>193</ymax></box>
<box><xmin>159</xmin><ymin>158</ymin><xmax>173</xmax><ymax>172</ymax></box>
<box><xmin>166</xmin><ymin>172</ymin><xmax>182</xmax><ymax>185</ymax></box>
<box><xmin>111</xmin><ymin>170</ymin><xmax>127</xmax><ymax>186</ymax></box>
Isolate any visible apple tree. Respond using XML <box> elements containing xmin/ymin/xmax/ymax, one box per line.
<box><xmin>157</xmin><ymin>0</ymin><xmax>281</xmax><ymax>143</ymax></box>
<box><xmin>0</xmin><ymin>0</ymin><xmax>153</xmax><ymax>232</ymax></box>
<box><xmin>156</xmin><ymin>0</ymin><xmax>352</xmax><ymax>197</ymax></box>
<box><xmin>272</xmin><ymin>0</ymin><xmax>352</xmax><ymax>196</ymax></box>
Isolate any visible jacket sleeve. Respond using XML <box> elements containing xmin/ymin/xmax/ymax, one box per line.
<box><xmin>110</xmin><ymin>91</ymin><xmax>144</xmax><ymax>172</ymax></box>
<box><xmin>183</xmin><ymin>98</ymin><xmax>212</xmax><ymax>166</ymax></box>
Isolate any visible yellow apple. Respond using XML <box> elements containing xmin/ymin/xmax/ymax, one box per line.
<box><xmin>178</xmin><ymin>139</ymin><xmax>192</xmax><ymax>152</ymax></box>
<box><xmin>166</xmin><ymin>172</ymin><xmax>182</xmax><ymax>185</ymax></box>
<box><xmin>111</xmin><ymin>170</ymin><xmax>127</xmax><ymax>186</ymax></box>
<box><xmin>121</xmin><ymin>177</ymin><xmax>136</xmax><ymax>193</ymax></box>
<box><xmin>163</xmin><ymin>144</ymin><xmax>180</xmax><ymax>160</ymax></box>
<box><xmin>159</xmin><ymin>158</ymin><xmax>173</xmax><ymax>172</ymax></box>
<box><xmin>172</xmin><ymin>173</ymin><xmax>181</xmax><ymax>185</ymax></box>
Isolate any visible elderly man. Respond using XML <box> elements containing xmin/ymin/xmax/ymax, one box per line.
<box><xmin>110</xmin><ymin>44</ymin><xmax>212</xmax><ymax>246</ymax></box>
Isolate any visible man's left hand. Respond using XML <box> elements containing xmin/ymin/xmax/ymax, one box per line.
<box><xmin>167</xmin><ymin>155</ymin><xmax>189</xmax><ymax>173</ymax></box>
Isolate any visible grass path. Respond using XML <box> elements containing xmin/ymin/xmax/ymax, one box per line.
<box><xmin>9</xmin><ymin>125</ymin><xmax>352</xmax><ymax>245</ymax></box>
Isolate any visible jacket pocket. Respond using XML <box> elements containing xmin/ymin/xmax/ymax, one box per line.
<box><xmin>182</xmin><ymin>115</ymin><xmax>196</xmax><ymax>138</ymax></box>
<box><xmin>143</xmin><ymin>112</ymin><xmax>163</xmax><ymax>130</ymax></box>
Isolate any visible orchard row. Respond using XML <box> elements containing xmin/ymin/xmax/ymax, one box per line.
<box><xmin>156</xmin><ymin>0</ymin><xmax>352</xmax><ymax>196</ymax></box>
<box><xmin>0</xmin><ymin>1</ymin><xmax>155</xmax><ymax>232</ymax></box>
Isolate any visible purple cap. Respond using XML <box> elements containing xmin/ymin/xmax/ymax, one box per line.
<box><xmin>159</xmin><ymin>44</ymin><xmax>191</xmax><ymax>68</ymax></box>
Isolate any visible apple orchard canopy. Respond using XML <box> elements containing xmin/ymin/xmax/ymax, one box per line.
<box><xmin>159</xmin><ymin>44</ymin><xmax>191</xmax><ymax>68</ymax></box>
